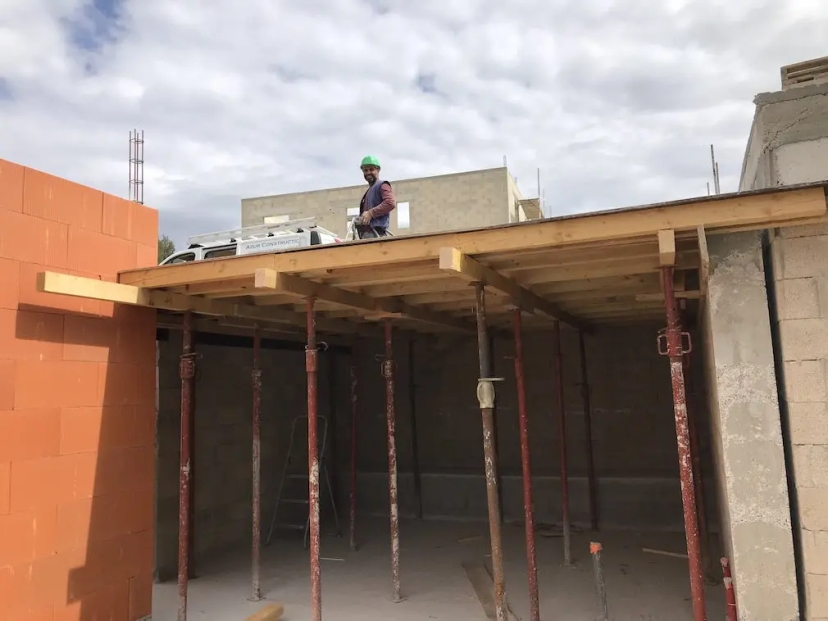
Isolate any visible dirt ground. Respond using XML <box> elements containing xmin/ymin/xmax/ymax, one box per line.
<box><xmin>152</xmin><ymin>518</ymin><xmax>726</xmax><ymax>620</ymax></box>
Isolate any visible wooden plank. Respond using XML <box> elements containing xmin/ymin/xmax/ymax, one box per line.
<box><xmin>37</xmin><ymin>271</ymin><xmax>152</xmax><ymax>306</ymax></box>
<box><xmin>461</xmin><ymin>561</ymin><xmax>497</xmax><ymax>620</ymax></box>
<box><xmin>635</xmin><ymin>290</ymin><xmax>702</xmax><ymax>302</ymax></box>
<box><xmin>697</xmin><ymin>225</ymin><xmax>710</xmax><ymax>298</ymax></box>
<box><xmin>438</xmin><ymin>247</ymin><xmax>583</xmax><ymax>327</ymax></box>
<box><xmin>658</xmin><ymin>229</ymin><xmax>676</xmax><ymax>266</ymax></box>
<box><xmin>36</xmin><ymin>271</ymin><xmax>363</xmax><ymax>334</ymax></box>
<box><xmin>512</xmin><ymin>252</ymin><xmax>697</xmax><ymax>286</ymax></box>
<box><xmin>117</xmin><ymin>186</ymin><xmax>828</xmax><ymax>288</ymax></box>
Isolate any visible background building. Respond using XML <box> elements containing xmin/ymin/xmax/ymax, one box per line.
<box><xmin>240</xmin><ymin>166</ymin><xmax>542</xmax><ymax>237</ymax></box>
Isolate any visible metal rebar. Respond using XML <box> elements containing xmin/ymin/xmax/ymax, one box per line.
<box><xmin>553</xmin><ymin>321</ymin><xmax>572</xmax><ymax>565</ymax></box>
<box><xmin>349</xmin><ymin>358</ymin><xmax>359</xmax><ymax>552</ymax></box>
<box><xmin>474</xmin><ymin>283</ymin><xmax>508</xmax><ymax>621</ymax></box>
<box><xmin>579</xmin><ymin>330</ymin><xmax>598</xmax><ymax>531</ymax></box>
<box><xmin>306</xmin><ymin>298</ymin><xmax>322</xmax><ymax>621</ymax></box>
<box><xmin>250</xmin><ymin>326</ymin><xmax>262</xmax><ymax>601</ymax></box>
<box><xmin>513</xmin><ymin>309</ymin><xmax>540</xmax><ymax>621</ymax></box>
<box><xmin>178</xmin><ymin>311</ymin><xmax>195</xmax><ymax>621</ymax></box>
<box><xmin>660</xmin><ymin>266</ymin><xmax>707</xmax><ymax>621</ymax></box>
<box><xmin>590</xmin><ymin>542</ymin><xmax>609</xmax><ymax>621</ymax></box>
<box><xmin>383</xmin><ymin>320</ymin><xmax>402</xmax><ymax>602</ymax></box>
<box><xmin>721</xmin><ymin>557</ymin><xmax>738</xmax><ymax>621</ymax></box>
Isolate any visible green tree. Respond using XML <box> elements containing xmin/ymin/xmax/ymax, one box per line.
<box><xmin>158</xmin><ymin>235</ymin><xmax>176</xmax><ymax>263</ymax></box>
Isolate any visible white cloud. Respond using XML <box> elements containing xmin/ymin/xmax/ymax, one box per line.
<box><xmin>0</xmin><ymin>0</ymin><xmax>827</xmax><ymax>247</ymax></box>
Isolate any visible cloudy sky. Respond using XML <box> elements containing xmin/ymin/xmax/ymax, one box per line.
<box><xmin>1</xmin><ymin>0</ymin><xmax>826</xmax><ymax>247</ymax></box>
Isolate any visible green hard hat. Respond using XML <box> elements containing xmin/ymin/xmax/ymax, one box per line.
<box><xmin>360</xmin><ymin>155</ymin><xmax>380</xmax><ymax>168</ymax></box>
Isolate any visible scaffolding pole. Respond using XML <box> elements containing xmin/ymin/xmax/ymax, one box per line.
<box><xmin>579</xmin><ymin>331</ymin><xmax>598</xmax><ymax>531</ymax></box>
<box><xmin>306</xmin><ymin>299</ymin><xmax>322</xmax><ymax>621</ymax></box>
<box><xmin>553</xmin><ymin>321</ymin><xmax>572</xmax><ymax>565</ymax></box>
<box><xmin>250</xmin><ymin>326</ymin><xmax>262</xmax><ymax>601</ymax></box>
<box><xmin>383</xmin><ymin>320</ymin><xmax>402</xmax><ymax>602</ymax></box>
<box><xmin>177</xmin><ymin>311</ymin><xmax>196</xmax><ymax>621</ymax></box>
<box><xmin>349</xmin><ymin>357</ymin><xmax>359</xmax><ymax>552</ymax></box>
<box><xmin>659</xmin><ymin>266</ymin><xmax>707</xmax><ymax>621</ymax></box>
<box><xmin>474</xmin><ymin>283</ymin><xmax>508</xmax><ymax>621</ymax></box>
<box><xmin>512</xmin><ymin>309</ymin><xmax>540</xmax><ymax>621</ymax></box>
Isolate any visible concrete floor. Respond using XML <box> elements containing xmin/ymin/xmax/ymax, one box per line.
<box><xmin>152</xmin><ymin>518</ymin><xmax>726</xmax><ymax>620</ymax></box>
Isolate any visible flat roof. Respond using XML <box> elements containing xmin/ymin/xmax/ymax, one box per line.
<box><xmin>38</xmin><ymin>182</ymin><xmax>828</xmax><ymax>338</ymax></box>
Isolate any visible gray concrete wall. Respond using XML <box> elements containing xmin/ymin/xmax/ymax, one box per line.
<box><xmin>702</xmin><ymin>231</ymin><xmax>799</xmax><ymax>620</ymax></box>
<box><xmin>154</xmin><ymin>322</ymin><xmax>719</xmax><ymax>580</ymax></box>
<box><xmin>240</xmin><ymin>167</ymin><xmax>512</xmax><ymax>238</ymax></box>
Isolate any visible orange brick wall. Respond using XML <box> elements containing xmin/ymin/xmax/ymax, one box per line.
<box><xmin>0</xmin><ymin>158</ymin><xmax>158</xmax><ymax>620</ymax></box>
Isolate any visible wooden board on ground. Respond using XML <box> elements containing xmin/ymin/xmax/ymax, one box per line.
<box><xmin>244</xmin><ymin>602</ymin><xmax>284</xmax><ymax>621</ymax></box>
<box><xmin>462</xmin><ymin>560</ymin><xmax>497</xmax><ymax>620</ymax></box>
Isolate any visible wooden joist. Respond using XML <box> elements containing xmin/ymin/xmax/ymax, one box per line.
<box><xmin>35</xmin><ymin>271</ymin><xmax>364</xmax><ymax>334</ymax></box>
<box><xmin>254</xmin><ymin>268</ymin><xmax>475</xmax><ymax>332</ymax></box>
<box><xmin>438</xmin><ymin>247</ymin><xmax>583</xmax><ymax>328</ymax></box>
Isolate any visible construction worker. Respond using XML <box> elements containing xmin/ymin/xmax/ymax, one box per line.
<box><xmin>355</xmin><ymin>155</ymin><xmax>395</xmax><ymax>239</ymax></box>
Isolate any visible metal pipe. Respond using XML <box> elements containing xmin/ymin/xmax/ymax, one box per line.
<box><xmin>349</xmin><ymin>358</ymin><xmax>359</xmax><ymax>552</ymax></box>
<box><xmin>684</xmin><ymin>349</ymin><xmax>711</xmax><ymax>574</ymax></box>
<box><xmin>660</xmin><ymin>266</ymin><xmax>707</xmax><ymax>621</ymax></box>
<box><xmin>553</xmin><ymin>321</ymin><xmax>572</xmax><ymax>565</ymax></box>
<box><xmin>579</xmin><ymin>330</ymin><xmax>598</xmax><ymax>531</ymax></box>
<box><xmin>306</xmin><ymin>298</ymin><xmax>322</xmax><ymax>621</ymax></box>
<box><xmin>250</xmin><ymin>326</ymin><xmax>262</xmax><ymax>601</ymax></box>
<box><xmin>178</xmin><ymin>311</ymin><xmax>196</xmax><ymax>621</ymax></box>
<box><xmin>474</xmin><ymin>283</ymin><xmax>508</xmax><ymax>621</ymax></box>
<box><xmin>590</xmin><ymin>542</ymin><xmax>609</xmax><ymax>621</ymax></box>
<box><xmin>383</xmin><ymin>320</ymin><xmax>402</xmax><ymax>602</ymax></box>
<box><xmin>512</xmin><ymin>309</ymin><xmax>540</xmax><ymax>621</ymax></box>
<box><xmin>721</xmin><ymin>557</ymin><xmax>739</xmax><ymax>621</ymax></box>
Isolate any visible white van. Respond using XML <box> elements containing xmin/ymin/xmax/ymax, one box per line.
<box><xmin>160</xmin><ymin>218</ymin><xmax>341</xmax><ymax>265</ymax></box>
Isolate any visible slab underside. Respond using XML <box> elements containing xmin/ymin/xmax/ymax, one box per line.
<box><xmin>151</xmin><ymin>518</ymin><xmax>726</xmax><ymax>621</ymax></box>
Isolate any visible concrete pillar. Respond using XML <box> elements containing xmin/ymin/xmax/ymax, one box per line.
<box><xmin>702</xmin><ymin>231</ymin><xmax>799</xmax><ymax>620</ymax></box>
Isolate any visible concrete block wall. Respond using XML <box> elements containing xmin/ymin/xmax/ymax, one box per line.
<box><xmin>155</xmin><ymin>318</ymin><xmax>719</xmax><ymax>574</ymax></box>
<box><xmin>739</xmin><ymin>79</ymin><xmax>828</xmax><ymax>619</ymax></box>
<box><xmin>240</xmin><ymin>167</ymin><xmax>511</xmax><ymax>237</ymax></box>
<box><xmin>770</xmin><ymin>224</ymin><xmax>828</xmax><ymax>619</ymax></box>
<box><xmin>0</xmin><ymin>159</ymin><xmax>158</xmax><ymax>619</ymax></box>
<box><xmin>739</xmin><ymin>82</ymin><xmax>828</xmax><ymax>191</ymax></box>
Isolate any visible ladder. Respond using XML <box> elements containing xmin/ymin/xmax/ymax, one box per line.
<box><xmin>187</xmin><ymin>218</ymin><xmax>318</xmax><ymax>246</ymax></box>
<box><xmin>265</xmin><ymin>415</ymin><xmax>341</xmax><ymax>548</ymax></box>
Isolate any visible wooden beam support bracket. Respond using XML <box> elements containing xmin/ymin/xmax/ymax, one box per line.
<box><xmin>438</xmin><ymin>247</ymin><xmax>585</xmax><ymax>329</ymax></box>
<box><xmin>658</xmin><ymin>229</ymin><xmax>677</xmax><ymax>266</ymax></box>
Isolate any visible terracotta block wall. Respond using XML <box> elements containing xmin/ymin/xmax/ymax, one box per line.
<box><xmin>0</xmin><ymin>158</ymin><xmax>158</xmax><ymax>620</ymax></box>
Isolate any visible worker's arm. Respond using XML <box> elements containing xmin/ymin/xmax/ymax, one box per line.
<box><xmin>368</xmin><ymin>182</ymin><xmax>396</xmax><ymax>219</ymax></box>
